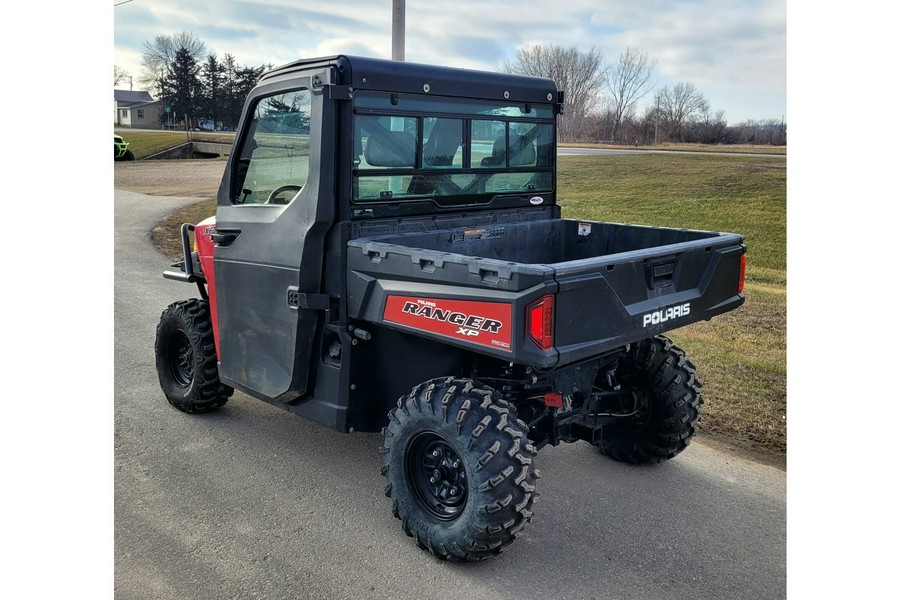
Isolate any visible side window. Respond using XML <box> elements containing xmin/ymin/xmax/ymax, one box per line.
<box><xmin>137</xmin><ymin>109</ymin><xmax>144</xmax><ymax>119</ymax></box>
<box><xmin>232</xmin><ymin>89</ymin><xmax>312</xmax><ymax>205</ymax></box>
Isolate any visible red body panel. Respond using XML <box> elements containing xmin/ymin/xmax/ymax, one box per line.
<box><xmin>194</xmin><ymin>216</ymin><xmax>221</xmax><ymax>357</ymax></box>
<box><xmin>383</xmin><ymin>296</ymin><xmax>512</xmax><ymax>352</ymax></box>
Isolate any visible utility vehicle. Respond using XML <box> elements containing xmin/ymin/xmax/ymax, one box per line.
<box><xmin>114</xmin><ymin>134</ymin><xmax>134</xmax><ymax>161</ymax></box>
<box><xmin>155</xmin><ymin>55</ymin><xmax>746</xmax><ymax>562</ymax></box>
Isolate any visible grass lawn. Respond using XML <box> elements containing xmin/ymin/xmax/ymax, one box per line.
<box><xmin>118</xmin><ymin>131</ymin><xmax>191</xmax><ymax>158</ymax></box>
<box><xmin>154</xmin><ymin>152</ymin><xmax>787</xmax><ymax>457</ymax></box>
<box><xmin>557</xmin><ymin>154</ymin><xmax>786</xmax><ymax>453</ymax></box>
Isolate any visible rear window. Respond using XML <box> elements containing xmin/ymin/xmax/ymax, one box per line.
<box><xmin>353</xmin><ymin>92</ymin><xmax>555</xmax><ymax>204</ymax></box>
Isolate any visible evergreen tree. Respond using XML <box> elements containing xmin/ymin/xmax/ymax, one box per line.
<box><xmin>200</xmin><ymin>53</ymin><xmax>225</xmax><ymax>129</ymax></box>
<box><xmin>160</xmin><ymin>47</ymin><xmax>202</xmax><ymax>127</ymax></box>
<box><xmin>139</xmin><ymin>32</ymin><xmax>206</xmax><ymax>99</ymax></box>
<box><xmin>221</xmin><ymin>53</ymin><xmax>241</xmax><ymax>129</ymax></box>
<box><xmin>138</xmin><ymin>32</ymin><xmax>270</xmax><ymax>129</ymax></box>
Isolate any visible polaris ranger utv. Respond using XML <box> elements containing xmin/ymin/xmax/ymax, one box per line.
<box><xmin>155</xmin><ymin>55</ymin><xmax>746</xmax><ymax>562</ymax></box>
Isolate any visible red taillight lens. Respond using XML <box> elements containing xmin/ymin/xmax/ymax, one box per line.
<box><xmin>738</xmin><ymin>254</ymin><xmax>747</xmax><ymax>293</ymax></box>
<box><xmin>527</xmin><ymin>295</ymin><xmax>554</xmax><ymax>350</ymax></box>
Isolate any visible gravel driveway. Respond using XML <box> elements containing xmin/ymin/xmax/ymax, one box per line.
<box><xmin>114</xmin><ymin>159</ymin><xmax>227</xmax><ymax>198</ymax></box>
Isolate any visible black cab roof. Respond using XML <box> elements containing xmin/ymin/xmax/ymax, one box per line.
<box><xmin>261</xmin><ymin>55</ymin><xmax>560</xmax><ymax>106</ymax></box>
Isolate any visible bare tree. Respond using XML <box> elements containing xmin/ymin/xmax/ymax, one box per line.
<box><xmin>729</xmin><ymin>119</ymin><xmax>786</xmax><ymax>146</ymax></box>
<box><xmin>139</xmin><ymin>32</ymin><xmax>206</xmax><ymax>96</ymax></box>
<box><xmin>689</xmin><ymin>107</ymin><xmax>729</xmax><ymax>144</ymax></box>
<box><xmin>503</xmin><ymin>45</ymin><xmax>605</xmax><ymax>142</ymax></box>
<box><xmin>114</xmin><ymin>65</ymin><xmax>131</xmax><ymax>88</ymax></box>
<box><xmin>605</xmin><ymin>48</ymin><xmax>656</xmax><ymax>143</ymax></box>
<box><xmin>655</xmin><ymin>82</ymin><xmax>710</xmax><ymax>142</ymax></box>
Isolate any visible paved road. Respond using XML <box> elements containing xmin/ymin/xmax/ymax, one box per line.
<box><xmin>115</xmin><ymin>189</ymin><xmax>786</xmax><ymax>600</ymax></box>
<box><xmin>115</xmin><ymin>128</ymin><xmax>784</xmax><ymax>159</ymax></box>
<box><xmin>558</xmin><ymin>147</ymin><xmax>787</xmax><ymax>158</ymax></box>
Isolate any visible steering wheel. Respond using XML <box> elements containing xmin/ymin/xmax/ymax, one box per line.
<box><xmin>266</xmin><ymin>185</ymin><xmax>302</xmax><ymax>205</ymax></box>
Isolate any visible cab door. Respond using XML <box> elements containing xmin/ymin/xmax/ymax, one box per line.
<box><xmin>212</xmin><ymin>74</ymin><xmax>332</xmax><ymax>402</ymax></box>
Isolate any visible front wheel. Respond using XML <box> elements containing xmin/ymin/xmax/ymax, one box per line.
<box><xmin>594</xmin><ymin>335</ymin><xmax>703</xmax><ymax>464</ymax></box>
<box><xmin>155</xmin><ymin>299</ymin><xmax>233</xmax><ymax>413</ymax></box>
<box><xmin>381</xmin><ymin>377</ymin><xmax>538</xmax><ymax>562</ymax></box>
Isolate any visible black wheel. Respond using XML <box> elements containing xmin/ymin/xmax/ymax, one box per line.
<box><xmin>123</xmin><ymin>149</ymin><xmax>135</xmax><ymax>161</ymax></box>
<box><xmin>381</xmin><ymin>377</ymin><xmax>538</xmax><ymax>562</ymax></box>
<box><xmin>595</xmin><ymin>335</ymin><xmax>703</xmax><ymax>464</ymax></box>
<box><xmin>155</xmin><ymin>299</ymin><xmax>233</xmax><ymax>413</ymax></box>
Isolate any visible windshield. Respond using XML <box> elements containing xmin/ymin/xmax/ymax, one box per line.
<box><xmin>352</xmin><ymin>92</ymin><xmax>555</xmax><ymax>204</ymax></box>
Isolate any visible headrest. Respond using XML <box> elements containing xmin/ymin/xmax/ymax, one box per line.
<box><xmin>509</xmin><ymin>134</ymin><xmax>536</xmax><ymax>166</ymax></box>
<box><xmin>482</xmin><ymin>134</ymin><xmax>536</xmax><ymax>167</ymax></box>
<box><xmin>364</xmin><ymin>131</ymin><xmax>416</xmax><ymax>167</ymax></box>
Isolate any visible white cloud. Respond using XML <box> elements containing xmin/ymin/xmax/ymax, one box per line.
<box><xmin>114</xmin><ymin>0</ymin><xmax>786</xmax><ymax>122</ymax></box>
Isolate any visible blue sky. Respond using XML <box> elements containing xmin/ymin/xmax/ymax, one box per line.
<box><xmin>114</xmin><ymin>0</ymin><xmax>786</xmax><ymax>124</ymax></box>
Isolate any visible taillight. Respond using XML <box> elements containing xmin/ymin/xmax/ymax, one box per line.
<box><xmin>527</xmin><ymin>295</ymin><xmax>554</xmax><ymax>350</ymax></box>
<box><xmin>738</xmin><ymin>254</ymin><xmax>747</xmax><ymax>293</ymax></box>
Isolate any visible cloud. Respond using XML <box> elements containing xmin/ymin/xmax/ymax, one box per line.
<box><xmin>113</xmin><ymin>0</ymin><xmax>785</xmax><ymax>122</ymax></box>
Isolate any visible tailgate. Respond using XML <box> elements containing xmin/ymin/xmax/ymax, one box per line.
<box><xmin>551</xmin><ymin>231</ymin><xmax>745</xmax><ymax>364</ymax></box>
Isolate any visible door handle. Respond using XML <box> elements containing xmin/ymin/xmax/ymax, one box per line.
<box><xmin>211</xmin><ymin>230</ymin><xmax>240</xmax><ymax>246</ymax></box>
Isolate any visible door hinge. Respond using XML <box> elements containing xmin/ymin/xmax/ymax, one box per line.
<box><xmin>287</xmin><ymin>287</ymin><xmax>332</xmax><ymax>311</ymax></box>
<box><xmin>327</xmin><ymin>85</ymin><xmax>353</xmax><ymax>101</ymax></box>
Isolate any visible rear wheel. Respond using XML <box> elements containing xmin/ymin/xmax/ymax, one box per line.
<box><xmin>123</xmin><ymin>149</ymin><xmax>135</xmax><ymax>161</ymax></box>
<box><xmin>381</xmin><ymin>377</ymin><xmax>538</xmax><ymax>562</ymax></box>
<box><xmin>155</xmin><ymin>299</ymin><xmax>232</xmax><ymax>413</ymax></box>
<box><xmin>594</xmin><ymin>335</ymin><xmax>702</xmax><ymax>464</ymax></box>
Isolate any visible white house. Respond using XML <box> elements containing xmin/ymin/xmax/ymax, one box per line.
<box><xmin>115</xmin><ymin>90</ymin><xmax>162</xmax><ymax>129</ymax></box>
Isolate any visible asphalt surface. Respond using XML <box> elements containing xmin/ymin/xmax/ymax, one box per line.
<box><xmin>114</xmin><ymin>187</ymin><xmax>786</xmax><ymax>600</ymax></box>
<box><xmin>557</xmin><ymin>147</ymin><xmax>787</xmax><ymax>158</ymax></box>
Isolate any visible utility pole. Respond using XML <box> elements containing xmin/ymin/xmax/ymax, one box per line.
<box><xmin>392</xmin><ymin>0</ymin><xmax>405</xmax><ymax>61</ymax></box>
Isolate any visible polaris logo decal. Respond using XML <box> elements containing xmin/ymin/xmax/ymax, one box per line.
<box><xmin>642</xmin><ymin>303</ymin><xmax>691</xmax><ymax>327</ymax></box>
<box><xmin>383</xmin><ymin>296</ymin><xmax>512</xmax><ymax>351</ymax></box>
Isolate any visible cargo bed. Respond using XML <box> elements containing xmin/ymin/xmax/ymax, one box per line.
<box><xmin>347</xmin><ymin>218</ymin><xmax>745</xmax><ymax>368</ymax></box>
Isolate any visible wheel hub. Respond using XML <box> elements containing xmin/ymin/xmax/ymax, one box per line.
<box><xmin>167</xmin><ymin>330</ymin><xmax>193</xmax><ymax>387</ymax></box>
<box><xmin>406</xmin><ymin>432</ymin><xmax>468</xmax><ymax>521</ymax></box>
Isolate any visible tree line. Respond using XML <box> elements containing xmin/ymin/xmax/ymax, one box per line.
<box><xmin>115</xmin><ymin>34</ymin><xmax>785</xmax><ymax>145</ymax></box>
<box><xmin>116</xmin><ymin>32</ymin><xmax>269</xmax><ymax>130</ymax></box>
<box><xmin>504</xmin><ymin>45</ymin><xmax>786</xmax><ymax>146</ymax></box>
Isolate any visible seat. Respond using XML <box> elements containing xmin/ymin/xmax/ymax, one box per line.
<box><xmin>364</xmin><ymin>131</ymin><xmax>416</xmax><ymax>167</ymax></box>
<box><xmin>481</xmin><ymin>134</ymin><xmax>536</xmax><ymax>167</ymax></box>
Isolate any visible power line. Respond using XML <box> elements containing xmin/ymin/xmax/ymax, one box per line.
<box><xmin>114</xmin><ymin>0</ymin><xmax>135</xmax><ymax>6</ymax></box>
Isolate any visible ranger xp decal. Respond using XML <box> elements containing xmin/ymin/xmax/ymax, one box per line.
<box><xmin>642</xmin><ymin>302</ymin><xmax>691</xmax><ymax>327</ymax></box>
<box><xmin>383</xmin><ymin>297</ymin><xmax>512</xmax><ymax>351</ymax></box>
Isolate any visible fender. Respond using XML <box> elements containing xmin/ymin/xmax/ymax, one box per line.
<box><xmin>193</xmin><ymin>216</ymin><xmax>221</xmax><ymax>356</ymax></box>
